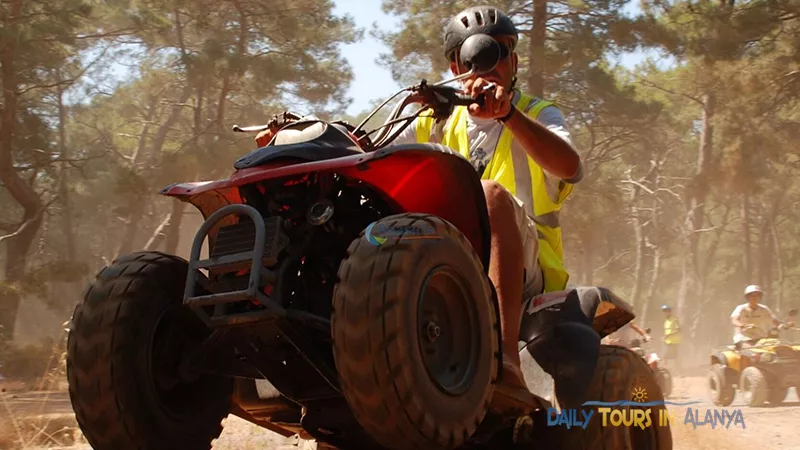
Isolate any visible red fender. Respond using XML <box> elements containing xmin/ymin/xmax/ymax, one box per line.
<box><xmin>160</xmin><ymin>144</ymin><xmax>492</xmax><ymax>270</ymax></box>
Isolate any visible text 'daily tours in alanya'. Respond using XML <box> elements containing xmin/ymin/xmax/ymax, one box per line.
<box><xmin>547</xmin><ymin>386</ymin><xmax>746</xmax><ymax>430</ymax></box>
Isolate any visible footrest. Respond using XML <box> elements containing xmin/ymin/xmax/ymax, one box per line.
<box><xmin>185</xmin><ymin>290</ymin><xmax>254</xmax><ymax>307</ymax></box>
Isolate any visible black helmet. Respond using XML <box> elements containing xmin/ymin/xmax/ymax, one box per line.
<box><xmin>443</xmin><ymin>6</ymin><xmax>518</xmax><ymax>62</ymax></box>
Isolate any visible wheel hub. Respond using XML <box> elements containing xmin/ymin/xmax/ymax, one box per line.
<box><xmin>417</xmin><ymin>267</ymin><xmax>481</xmax><ymax>396</ymax></box>
<box><xmin>426</xmin><ymin>321</ymin><xmax>441</xmax><ymax>342</ymax></box>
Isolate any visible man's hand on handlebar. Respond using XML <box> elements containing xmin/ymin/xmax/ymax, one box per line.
<box><xmin>255</xmin><ymin>129</ymin><xmax>273</xmax><ymax>147</ymax></box>
<box><xmin>463</xmin><ymin>77</ymin><xmax>513</xmax><ymax>120</ymax></box>
<box><xmin>251</xmin><ymin>112</ymin><xmax>304</xmax><ymax>147</ymax></box>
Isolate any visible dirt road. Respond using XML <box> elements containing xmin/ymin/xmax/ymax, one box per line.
<box><xmin>3</xmin><ymin>376</ymin><xmax>799</xmax><ymax>449</ymax></box>
<box><xmin>667</xmin><ymin>376</ymin><xmax>800</xmax><ymax>450</ymax></box>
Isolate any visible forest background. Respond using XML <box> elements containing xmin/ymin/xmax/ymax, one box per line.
<box><xmin>1</xmin><ymin>0</ymin><xmax>798</xmax><ymax>368</ymax></box>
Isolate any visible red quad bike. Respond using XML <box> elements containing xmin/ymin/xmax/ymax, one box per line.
<box><xmin>66</xmin><ymin>35</ymin><xmax>671</xmax><ymax>450</ymax></box>
<box><xmin>630</xmin><ymin>330</ymin><xmax>673</xmax><ymax>399</ymax></box>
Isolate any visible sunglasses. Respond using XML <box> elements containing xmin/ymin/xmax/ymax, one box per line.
<box><xmin>450</xmin><ymin>40</ymin><xmax>513</xmax><ymax>63</ymax></box>
<box><xmin>496</xmin><ymin>42</ymin><xmax>512</xmax><ymax>60</ymax></box>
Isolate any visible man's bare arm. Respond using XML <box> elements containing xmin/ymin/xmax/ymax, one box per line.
<box><xmin>503</xmin><ymin>107</ymin><xmax>581</xmax><ymax>180</ymax></box>
<box><xmin>765</xmin><ymin>306</ymin><xmax>781</xmax><ymax>327</ymax></box>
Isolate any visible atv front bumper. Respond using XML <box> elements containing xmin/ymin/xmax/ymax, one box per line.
<box><xmin>184</xmin><ymin>203</ymin><xmax>288</xmax><ymax>327</ymax></box>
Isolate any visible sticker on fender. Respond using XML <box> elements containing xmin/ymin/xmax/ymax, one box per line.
<box><xmin>525</xmin><ymin>291</ymin><xmax>569</xmax><ymax>315</ymax></box>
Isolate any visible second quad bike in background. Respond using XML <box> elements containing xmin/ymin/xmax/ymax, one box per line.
<box><xmin>629</xmin><ymin>330</ymin><xmax>672</xmax><ymax>399</ymax></box>
<box><xmin>708</xmin><ymin>325</ymin><xmax>800</xmax><ymax>407</ymax></box>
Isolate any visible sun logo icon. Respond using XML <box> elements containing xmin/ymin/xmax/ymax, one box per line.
<box><xmin>632</xmin><ymin>386</ymin><xmax>648</xmax><ymax>403</ymax></box>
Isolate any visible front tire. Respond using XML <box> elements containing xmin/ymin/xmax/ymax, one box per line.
<box><xmin>740</xmin><ymin>366</ymin><xmax>769</xmax><ymax>407</ymax></box>
<box><xmin>67</xmin><ymin>252</ymin><xmax>233</xmax><ymax>450</ymax></box>
<box><xmin>708</xmin><ymin>364</ymin><xmax>735</xmax><ymax>407</ymax></box>
<box><xmin>332</xmin><ymin>214</ymin><xmax>499</xmax><ymax>450</ymax></box>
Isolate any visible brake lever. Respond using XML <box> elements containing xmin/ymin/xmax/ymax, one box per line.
<box><xmin>413</xmin><ymin>81</ymin><xmax>483</xmax><ymax>120</ymax></box>
<box><xmin>232</xmin><ymin>111</ymin><xmax>303</xmax><ymax>133</ymax></box>
<box><xmin>232</xmin><ymin>124</ymin><xmax>270</xmax><ymax>133</ymax></box>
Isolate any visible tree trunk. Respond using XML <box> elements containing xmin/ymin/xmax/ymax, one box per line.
<box><xmin>676</xmin><ymin>91</ymin><xmax>715</xmax><ymax>327</ymax></box>
<box><xmin>640</xmin><ymin>162</ymin><xmax>663</xmax><ymax>327</ymax></box>
<box><xmin>742</xmin><ymin>191</ymin><xmax>753</xmax><ymax>281</ymax></box>
<box><xmin>641</xmin><ymin>247</ymin><xmax>662</xmax><ymax>327</ymax></box>
<box><xmin>162</xmin><ymin>81</ymin><xmax>206</xmax><ymax>257</ymax></box>
<box><xmin>760</xmin><ymin>222</ymin><xmax>772</xmax><ymax>296</ymax></box>
<box><xmin>756</xmin><ymin>204</ymin><xmax>771</xmax><ymax>290</ymax></box>
<box><xmin>626</xmin><ymin>176</ymin><xmax>646</xmax><ymax>313</ymax></box>
<box><xmin>528</xmin><ymin>0</ymin><xmax>547</xmax><ymax>97</ymax></box>
<box><xmin>0</xmin><ymin>0</ymin><xmax>44</xmax><ymax>340</ymax></box>
<box><xmin>164</xmin><ymin>201</ymin><xmax>186</xmax><ymax>255</ymax></box>
<box><xmin>770</xmin><ymin>220</ymin><xmax>784</xmax><ymax>312</ymax></box>
<box><xmin>580</xmin><ymin>235</ymin><xmax>593</xmax><ymax>286</ymax></box>
<box><xmin>57</xmin><ymin>85</ymin><xmax>76</xmax><ymax>262</ymax></box>
<box><xmin>116</xmin><ymin>86</ymin><xmax>192</xmax><ymax>257</ymax></box>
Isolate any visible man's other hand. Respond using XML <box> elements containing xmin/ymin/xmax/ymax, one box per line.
<box><xmin>463</xmin><ymin>77</ymin><xmax>513</xmax><ymax>120</ymax></box>
<box><xmin>255</xmin><ymin>128</ymin><xmax>277</xmax><ymax>147</ymax></box>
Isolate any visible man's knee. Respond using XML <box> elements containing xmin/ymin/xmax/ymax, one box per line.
<box><xmin>481</xmin><ymin>180</ymin><xmax>515</xmax><ymax>215</ymax></box>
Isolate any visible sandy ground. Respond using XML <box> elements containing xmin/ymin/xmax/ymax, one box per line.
<box><xmin>667</xmin><ymin>376</ymin><xmax>800</xmax><ymax>450</ymax></box>
<box><xmin>3</xmin><ymin>376</ymin><xmax>800</xmax><ymax>450</ymax></box>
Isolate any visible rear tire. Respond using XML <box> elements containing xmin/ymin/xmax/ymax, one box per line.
<box><xmin>568</xmin><ymin>346</ymin><xmax>673</xmax><ymax>450</ymax></box>
<box><xmin>708</xmin><ymin>364</ymin><xmax>735</xmax><ymax>407</ymax></box>
<box><xmin>768</xmin><ymin>386</ymin><xmax>788</xmax><ymax>405</ymax></box>
<box><xmin>740</xmin><ymin>366</ymin><xmax>768</xmax><ymax>407</ymax></box>
<box><xmin>332</xmin><ymin>214</ymin><xmax>499</xmax><ymax>450</ymax></box>
<box><xmin>67</xmin><ymin>252</ymin><xmax>233</xmax><ymax>450</ymax></box>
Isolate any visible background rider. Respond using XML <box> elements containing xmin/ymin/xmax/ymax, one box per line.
<box><xmin>731</xmin><ymin>285</ymin><xmax>781</xmax><ymax>346</ymax></box>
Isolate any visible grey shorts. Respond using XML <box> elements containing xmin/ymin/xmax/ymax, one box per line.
<box><xmin>664</xmin><ymin>343</ymin><xmax>679</xmax><ymax>360</ymax></box>
<box><xmin>508</xmin><ymin>190</ymin><xmax>544</xmax><ymax>300</ymax></box>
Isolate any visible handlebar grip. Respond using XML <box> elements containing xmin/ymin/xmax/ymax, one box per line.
<box><xmin>453</xmin><ymin>93</ymin><xmax>484</xmax><ymax>107</ymax></box>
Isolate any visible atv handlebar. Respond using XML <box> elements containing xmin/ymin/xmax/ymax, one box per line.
<box><xmin>232</xmin><ymin>111</ymin><xmax>303</xmax><ymax>134</ymax></box>
<box><xmin>235</xmin><ymin>34</ymin><xmax>505</xmax><ymax>151</ymax></box>
<box><xmin>453</xmin><ymin>91</ymin><xmax>485</xmax><ymax>107</ymax></box>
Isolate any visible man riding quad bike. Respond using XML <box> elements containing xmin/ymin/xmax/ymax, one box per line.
<box><xmin>258</xmin><ymin>5</ymin><xmax>582</xmax><ymax>414</ymax></box>
<box><xmin>631</xmin><ymin>329</ymin><xmax>672</xmax><ymax>399</ymax></box>
<box><xmin>730</xmin><ymin>285</ymin><xmax>782</xmax><ymax>345</ymax></box>
<box><xmin>708</xmin><ymin>285</ymin><xmax>800</xmax><ymax>407</ymax></box>
<box><xmin>709</xmin><ymin>324</ymin><xmax>800</xmax><ymax>407</ymax></box>
<box><xmin>66</xmin><ymin>6</ymin><xmax>671</xmax><ymax>450</ymax></box>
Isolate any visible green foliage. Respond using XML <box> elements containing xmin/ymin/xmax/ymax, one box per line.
<box><xmin>1</xmin><ymin>0</ymin><xmax>799</xmax><ymax>356</ymax></box>
<box><xmin>0</xmin><ymin>0</ymin><xmax>362</xmax><ymax>322</ymax></box>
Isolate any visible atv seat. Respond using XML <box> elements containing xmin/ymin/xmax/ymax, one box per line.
<box><xmin>234</xmin><ymin>120</ymin><xmax>364</xmax><ymax>170</ymax></box>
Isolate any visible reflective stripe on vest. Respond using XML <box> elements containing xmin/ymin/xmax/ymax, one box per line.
<box><xmin>414</xmin><ymin>94</ymin><xmax>572</xmax><ymax>292</ymax></box>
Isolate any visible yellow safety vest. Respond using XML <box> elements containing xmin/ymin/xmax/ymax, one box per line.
<box><xmin>664</xmin><ymin>317</ymin><xmax>682</xmax><ymax>344</ymax></box>
<box><xmin>414</xmin><ymin>93</ymin><xmax>573</xmax><ymax>292</ymax></box>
